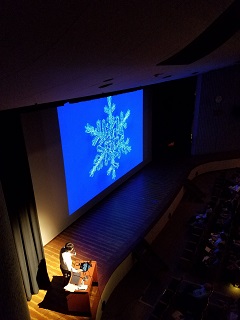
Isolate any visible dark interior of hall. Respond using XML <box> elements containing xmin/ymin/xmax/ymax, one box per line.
<box><xmin>1</xmin><ymin>2</ymin><xmax>240</xmax><ymax>320</ymax></box>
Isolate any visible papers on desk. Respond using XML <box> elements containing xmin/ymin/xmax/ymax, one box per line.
<box><xmin>64</xmin><ymin>283</ymin><xmax>88</xmax><ymax>292</ymax></box>
<box><xmin>64</xmin><ymin>283</ymin><xmax>77</xmax><ymax>292</ymax></box>
<box><xmin>76</xmin><ymin>284</ymin><xmax>88</xmax><ymax>290</ymax></box>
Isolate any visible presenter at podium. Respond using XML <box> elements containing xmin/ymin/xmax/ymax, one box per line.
<box><xmin>60</xmin><ymin>242</ymin><xmax>80</xmax><ymax>285</ymax></box>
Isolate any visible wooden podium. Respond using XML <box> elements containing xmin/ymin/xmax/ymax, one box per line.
<box><xmin>65</xmin><ymin>261</ymin><xmax>98</xmax><ymax>315</ymax></box>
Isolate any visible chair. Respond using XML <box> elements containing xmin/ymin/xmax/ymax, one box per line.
<box><xmin>159</xmin><ymin>289</ymin><xmax>174</xmax><ymax>305</ymax></box>
<box><xmin>179</xmin><ymin>249</ymin><xmax>195</xmax><ymax>270</ymax></box>
<box><xmin>185</xmin><ymin>240</ymin><xmax>197</xmax><ymax>252</ymax></box>
<box><xmin>151</xmin><ymin>300</ymin><xmax>168</xmax><ymax>319</ymax></box>
<box><xmin>167</xmin><ymin>277</ymin><xmax>182</xmax><ymax>293</ymax></box>
<box><xmin>192</xmin><ymin>225</ymin><xmax>205</xmax><ymax>237</ymax></box>
<box><xmin>188</xmin><ymin>232</ymin><xmax>202</xmax><ymax>248</ymax></box>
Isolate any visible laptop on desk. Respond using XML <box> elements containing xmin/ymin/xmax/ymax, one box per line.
<box><xmin>70</xmin><ymin>271</ymin><xmax>82</xmax><ymax>285</ymax></box>
<box><xmin>80</xmin><ymin>260</ymin><xmax>92</xmax><ymax>273</ymax></box>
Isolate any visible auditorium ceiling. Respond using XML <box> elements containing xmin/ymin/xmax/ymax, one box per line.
<box><xmin>0</xmin><ymin>0</ymin><xmax>240</xmax><ymax>110</ymax></box>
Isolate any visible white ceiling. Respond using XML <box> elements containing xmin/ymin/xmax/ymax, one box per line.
<box><xmin>0</xmin><ymin>0</ymin><xmax>240</xmax><ymax>111</ymax></box>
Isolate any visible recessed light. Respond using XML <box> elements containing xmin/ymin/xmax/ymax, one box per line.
<box><xmin>103</xmin><ymin>78</ymin><xmax>114</xmax><ymax>82</ymax></box>
<box><xmin>154</xmin><ymin>73</ymin><xmax>164</xmax><ymax>77</ymax></box>
<box><xmin>162</xmin><ymin>75</ymin><xmax>172</xmax><ymax>79</ymax></box>
<box><xmin>98</xmin><ymin>83</ymin><xmax>113</xmax><ymax>89</ymax></box>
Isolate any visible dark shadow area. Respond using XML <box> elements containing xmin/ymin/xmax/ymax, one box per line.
<box><xmin>37</xmin><ymin>258</ymin><xmax>51</xmax><ymax>290</ymax></box>
<box><xmin>132</xmin><ymin>238</ymin><xmax>169</xmax><ymax>281</ymax></box>
<box><xmin>38</xmin><ymin>276</ymin><xmax>68</xmax><ymax>314</ymax></box>
<box><xmin>38</xmin><ymin>276</ymin><xmax>90</xmax><ymax>316</ymax></box>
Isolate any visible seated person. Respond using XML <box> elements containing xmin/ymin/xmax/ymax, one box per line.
<box><xmin>205</xmin><ymin>204</ymin><xmax>213</xmax><ymax>216</ymax></box>
<box><xmin>209</xmin><ymin>231</ymin><xmax>227</xmax><ymax>248</ymax></box>
<box><xmin>196</xmin><ymin>205</ymin><xmax>212</xmax><ymax>220</ymax></box>
<box><xmin>219</xmin><ymin>209</ymin><xmax>232</xmax><ymax>221</ymax></box>
<box><xmin>229</xmin><ymin>184</ymin><xmax>240</xmax><ymax>193</ymax></box>
<box><xmin>190</xmin><ymin>216</ymin><xmax>206</xmax><ymax>228</ymax></box>
<box><xmin>202</xmin><ymin>244</ymin><xmax>224</xmax><ymax>267</ymax></box>
<box><xmin>189</xmin><ymin>205</ymin><xmax>212</xmax><ymax>228</ymax></box>
<box><xmin>191</xmin><ymin>283</ymin><xmax>213</xmax><ymax>298</ymax></box>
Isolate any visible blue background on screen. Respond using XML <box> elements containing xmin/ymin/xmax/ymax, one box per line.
<box><xmin>57</xmin><ymin>90</ymin><xmax>143</xmax><ymax>215</ymax></box>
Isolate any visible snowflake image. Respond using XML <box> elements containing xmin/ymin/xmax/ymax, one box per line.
<box><xmin>85</xmin><ymin>96</ymin><xmax>131</xmax><ymax>179</ymax></box>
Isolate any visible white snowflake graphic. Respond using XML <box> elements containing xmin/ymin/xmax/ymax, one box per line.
<box><xmin>85</xmin><ymin>96</ymin><xmax>131</xmax><ymax>179</ymax></box>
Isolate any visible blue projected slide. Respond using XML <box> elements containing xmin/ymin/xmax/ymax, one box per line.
<box><xmin>57</xmin><ymin>90</ymin><xmax>143</xmax><ymax>215</ymax></box>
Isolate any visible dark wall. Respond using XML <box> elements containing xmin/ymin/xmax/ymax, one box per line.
<box><xmin>192</xmin><ymin>65</ymin><xmax>240</xmax><ymax>155</ymax></box>
<box><xmin>150</xmin><ymin>77</ymin><xmax>197</xmax><ymax>160</ymax></box>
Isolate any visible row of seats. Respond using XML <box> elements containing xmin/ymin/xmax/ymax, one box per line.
<box><xmin>148</xmin><ymin>277</ymin><xmax>240</xmax><ymax>319</ymax></box>
<box><xmin>139</xmin><ymin>169</ymin><xmax>240</xmax><ymax>319</ymax></box>
<box><xmin>179</xmin><ymin>170</ymin><xmax>240</xmax><ymax>281</ymax></box>
<box><xmin>195</xmin><ymin>172</ymin><xmax>240</xmax><ymax>281</ymax></box>
<box><xmin>149</xmin><ymin>278</ymin><xmax>213</xmax><ymax>319</ymax></box>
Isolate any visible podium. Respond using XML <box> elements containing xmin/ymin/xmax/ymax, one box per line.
<box><xmin>65</xmin><ymin>261</ymin><xmax>98</xmax><ymax>315</ymax></box>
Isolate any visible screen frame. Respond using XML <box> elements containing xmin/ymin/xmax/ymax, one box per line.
<box><xmin>57</xmin><ymin>89</ymin><xmax>149</xmax><ymax>215</ymax></box>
